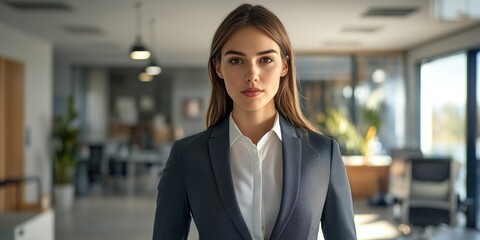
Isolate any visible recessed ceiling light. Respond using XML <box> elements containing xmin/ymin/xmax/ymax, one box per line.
<box><xmin>323</xmin><ymin>40</ymin><xmax>361</xmax><ymax>46</ymax></box>
<box><xmin>342</xmin><ymin>26</ymin><xmax>382</xmax><ymax>33</ymax></box>
<box><xmin>363</xmin><ymin>7</ymin><xmax>418</xmax><ymax>17</ymax></box>
<box><xmin>88</xmin><ymin>42</ymin><xmax>121</xmax><ymax>49</ymax></box>
<box><xmin>62</xmin><ymin>25</ymin><xmax>104</xmax><ymax>35</ymax></box>
<box><xmin>3</xmin><ymin>1</ymin><xmax>73</xmax><ymax>11</ymax></box>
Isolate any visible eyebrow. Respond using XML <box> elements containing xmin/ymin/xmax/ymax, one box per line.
<box><xmin>224</xmin><ymin>49</ymin><xmax>278</xmax><ymax>56</ymax></box>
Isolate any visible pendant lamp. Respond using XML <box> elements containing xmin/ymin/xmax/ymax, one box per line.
<box><xmin>139</xmin><ymin>70</ymin><xmax>153</xmax><ymax>82</ymax></box>
<box><xmin>145</xmin><ymin>18</ymin><xmax>161</xmax><ymax>75</ymax></box>
<box><xmin>146</xmin><ymin>59</ymin><xmax>161</xmax><ymax>75</ymax></box>
<box><xmin>129</xmin><ymin>2</ymin><xmax>150</xmax><ymax>60</ymax></box>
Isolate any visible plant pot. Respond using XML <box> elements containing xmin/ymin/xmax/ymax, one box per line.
<box><xmin>54</xmin><ymin>184</ymin><xmax>75</xmax><ymax>211</ymax></box>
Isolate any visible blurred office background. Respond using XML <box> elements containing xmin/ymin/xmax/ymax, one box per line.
<box><xmin>0</xmin><ymin>0</ymin><xmax>480</xmax><ymax>239</ymax></box>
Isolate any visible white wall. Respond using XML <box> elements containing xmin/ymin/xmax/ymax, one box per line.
<box><xmin>172</xmin><ymin>68</ymin><xmax>210</xmax><ymax>137</ymax></box>
<box><xmin>406</xmin><ymin>25</ymin><xmax>480</xmax><ymax>146</ymax></box>
<box><xmin>0</xmin><ymin>21</ymin><xmax>53</xmax><ymax>201</ymax></box>
<box><xmin>85</xmin><ymin>69</ymin><xmax>109</xmax><ymax>143</ymax></box>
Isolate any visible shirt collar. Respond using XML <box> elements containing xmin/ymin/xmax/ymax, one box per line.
<box><xmin>271</xmin><ymin>113</ymin><xmax>282</xmax><ymax>141</ymax></box>
<box><xmin>229</xmin><ymin>112</ymin><xmax>282</xmax><ymax>147</ymax></box>
<box><xmin>229</xmin><ymin>114</ymin><xmax>243</xmax><ymax>147</ymax></box>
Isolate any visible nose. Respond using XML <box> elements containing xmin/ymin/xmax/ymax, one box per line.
<box><xmin>245</xmin><ymin>62</ymin><xmax>259</xmax><ymax>82</ymax></box>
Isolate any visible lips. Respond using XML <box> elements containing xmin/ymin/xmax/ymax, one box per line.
<box><xmin>241</xmin><ymin>87</ymin><xmax>263</xmax><ymax>97</ymax></box>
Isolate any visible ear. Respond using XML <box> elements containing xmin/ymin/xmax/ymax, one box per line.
<box><xmin>213</xmin><ymin>59</ymin><xmax>223</xmax><ymax>79</ymax></box>
<box><xmin>281</xmin><ymin>58</ymin><xmax>288</xmax><ymax>77</ymax></box>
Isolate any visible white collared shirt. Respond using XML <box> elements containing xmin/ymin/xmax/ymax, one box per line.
<box><xmin>229</xmin><ymin>113</ymin><xmax>283</xmax><ymax>240</ymax></box>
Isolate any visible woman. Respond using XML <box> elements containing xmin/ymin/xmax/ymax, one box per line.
<box><xmin>153</xmin><ymin>4</ymin><xmax>356</xmax><ymax>240</ymax></box>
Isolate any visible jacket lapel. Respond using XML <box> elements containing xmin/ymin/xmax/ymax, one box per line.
<box><xmin>208</xmin><ymin>118</ymin><xmax>252</xmax><ymax>240</ymax></box>
<box><xmin>269</xmin><ymin>117</ymin><xmax>302</xmax><ymax>240</ymax></box>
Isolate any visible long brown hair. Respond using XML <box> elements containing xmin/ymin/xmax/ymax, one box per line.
<box><xmin>206</xmin><ymin>4</ymin><xmax>316</xmax><ymax>132</ymax></box>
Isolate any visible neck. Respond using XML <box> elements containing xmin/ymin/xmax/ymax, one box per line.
<box><xmin>232</xmin><ymin>108</ymin><xmax>276</xmax><ymax>145</ymax></box>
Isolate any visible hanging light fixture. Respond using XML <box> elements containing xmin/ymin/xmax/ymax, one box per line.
<box><xmin>145</xmin><ymin>18</ymin><xmax>161</xmax><ymax>75</ymax></box>
<box><xmin>129</xmin><ymin>2</ymin><xmax>150</xmax><ymax>60</ymax></box>
<box><xmin>139</xmin><ymin>70</ymin><xmax>153</xmax><ymax>82</ymax></box>
<box><xmin>146</xmin><ymin>59</ymin><xmax>161</xmax><ymax>75</ymax></box>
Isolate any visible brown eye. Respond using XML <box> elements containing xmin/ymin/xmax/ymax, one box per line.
<box><xmin>260</xmin><ymin>57</ymin><xmax>273</xmax><ymax>63</ymax></box>
<box><xmin>229</xmin><ymin>58</ymin><xmax>242</xmax><ymax>65</ymax></box>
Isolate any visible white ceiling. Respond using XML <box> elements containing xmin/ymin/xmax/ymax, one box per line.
<box><xmin>0</xmin><ymin>0</ymin><xmax>478</xmax><ymax>67</ymax></box>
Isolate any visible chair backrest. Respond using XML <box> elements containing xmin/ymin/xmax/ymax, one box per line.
<box><xmin>388</xmin><ymin>148</ymin><xmax>423</xmax><ymax>200</ymax></box>
<box><xmin>403</xmin><ymin>157</ymin><xmax>457</xmax><ymax>226</ymax></box>
<box><xmin>410</xmin><ymin>158</ymin><xmax>450</xmax><ymax>182</ymax></box>
<box><xmin>87</xmin><ymin>144</ymin><xmax>104</xmax><ymax>183</ymax></box>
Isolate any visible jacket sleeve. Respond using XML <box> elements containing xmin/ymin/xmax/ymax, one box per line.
<box><xmin>153</xmin><ymin>142</ymin><xmax>191</xmax><ymax>239</ymax></box>
<box><xmin>321</xmin><ymin>139</ymin><xmax>357</xmax><ymax>240</ymax></box>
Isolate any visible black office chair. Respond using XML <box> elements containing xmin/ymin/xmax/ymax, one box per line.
<box><xmin>401</xmin><ymin>157</ymin><xmax>457</xmax><ymax>239</ymax></box>
<box><xmin>87</xmin><ymin>144</ymin><xmax>104</xmax><ymax>185</ymax></box>
<box><xmin>388</xmin><ymin>148</ymin><xmax>423</xmax><ymax>219</ymax></box>
<box><xmin>389</xmin><ymin>148</ymin><xmax>423</xmax><ymax>201</ymax></box>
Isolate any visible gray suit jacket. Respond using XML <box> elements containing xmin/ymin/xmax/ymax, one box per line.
<box><xmin>153</xmin><ymin>115</ymin><xmax>357</xmax><ymax>240</ymax></box>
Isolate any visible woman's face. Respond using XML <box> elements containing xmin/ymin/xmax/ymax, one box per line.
<box><xmin>215</xmin><ymin>26</ymin><xmax>288</xmax><ymax>116</ymax></box>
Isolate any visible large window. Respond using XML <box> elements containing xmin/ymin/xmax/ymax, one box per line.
<box><xmin>296</xmin><ymin>54</ymin><xmax>405</xmax><ymax>154</ymax></box>
<box><xmin>355</xmin><ymin>56</ymin><xmax>405</xmax><ymax>150</ymax></box>
<box><xmin>420</xmin><ymin>52</ymin><xmax>467</xmax><ymax>197</ymax></box>
<box><xmin>476</xmin><ymin>50</ymin><xmax>480</xmax><ymax>227</ymax></box>
<box><xmin>476</xmin><ymin>51</ymin><xmax>480</xmax><ymax>160</ymax></box>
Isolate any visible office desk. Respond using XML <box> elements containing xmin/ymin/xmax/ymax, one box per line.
<box><xmin>116</xmin><ymin>149</ymin><xmax>169</xmax><ymax>194</ymax></box>
<box><xmin>344</xmin><ymin>155</ymin><xmax>391</xmax><ymax>199</ymax></box>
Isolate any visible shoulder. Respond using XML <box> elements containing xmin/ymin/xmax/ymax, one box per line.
<box><xmin>294</xmin><ymin>127</ymin><xmax>333</xmax><ymax>145</ymax></box>
<box><xmin>293</xmin><ymin>127</ymin><xmax>339</xmax><ymax>153</ymax></box>
<box><xmin>172</xmin><ymin>128</ymin><xmax>213</xmax><ymax>150</ymax></box>
<box><xmin>171</xmin><ymin>117</ymin><xmax>228</xmax><ymax>153</ymax></box>
<box><xmin>278</xmin><ymin>114</ymin><xmax>334</xmax><ymax>148</ymax></box>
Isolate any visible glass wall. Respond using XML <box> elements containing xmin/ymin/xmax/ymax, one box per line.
<box><xmin>296</xmin><ymin>54</ymin><xmax>405</xmax><ymax>155</ymax></box>
<box><xmin>477</xmin><ymin>50</ymin><xmax>480</xmax><ymax>227</ymax></box>
<box><xmin>355</xmin><ymin>55</ymin><xmax>405</xmax><ymax>150</ymax></box>
<box><xmin>296</xmin><ymin>55</ymin><xmax>352</xmax><ymax>120</ymax></box>
<box><xmin>476</xmin><ymin>50</ymin><xmax>480</xmax><ymax>161</ymax></box>
<box><xmin>420</xmin><ymin>52</ymin><xmax>467</xmax><ymax>197</ymax></box>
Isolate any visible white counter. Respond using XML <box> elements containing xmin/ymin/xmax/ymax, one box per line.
<box><xmin>0</xmin><ymin>209</ymin><xmax>54</xmax><ymax>240</ymax></box>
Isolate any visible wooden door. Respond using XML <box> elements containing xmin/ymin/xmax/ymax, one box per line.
<box><xmin>0</xmin><ymin>56</ymin><xmax>25</xmax><ymax>211</ymax></box>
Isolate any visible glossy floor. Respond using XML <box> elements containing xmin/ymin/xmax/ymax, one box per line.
<box><xmin>55</xmin><ymin>194</ymin><xmax>480</xmax><ymax>240</ymax></box>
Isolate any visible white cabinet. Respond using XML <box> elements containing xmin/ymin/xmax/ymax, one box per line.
<box><xmin>0</xmin><ymin>209</ymin><xmax>54</xmax><ymax>240</ymax></box>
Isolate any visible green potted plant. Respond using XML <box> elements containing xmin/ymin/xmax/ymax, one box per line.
<box><xmin>317</xmin><ymin>107</ymin><xmax>382</xmax><ymax>165</ymax></box>
<box><xmin>52</xmin><ymin>96</ymin><xmax>79</xmax><ymax>210</ymax></box>
<box><xmin>317</xmin><ymin>109</ymin><xmax>363</xmax><ymax>155</ymax></box>
<box><xmin>360</xmin><ymin>107</ymin><xmax>382</xmax><ymax>161</ymax></box>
